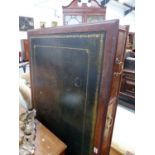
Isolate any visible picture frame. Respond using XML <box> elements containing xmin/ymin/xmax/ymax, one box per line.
<box><xmin>19</xmin><ymin>16</ymin><xmax>34</xmax><ymax>31</ymax></box>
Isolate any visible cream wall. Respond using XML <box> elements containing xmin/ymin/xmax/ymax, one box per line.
<box><xmin>18</xmin><ymin>0</ymin><xmax>66</xmax><ymax>52</ymax></box>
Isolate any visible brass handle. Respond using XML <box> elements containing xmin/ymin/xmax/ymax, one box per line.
<box><xmin>104</xmin><ymin>103</ymin><xmax>114</xmax><ymax>138</ymax></box>
<box><xmin>115</xmin><ymin>58</ymin><xmax>123</xmax><ymax>65</ymax></box>
<box><xmin>106</xmin><ymin>115</ymin><xmax>113</xmax><ymax>129</ymax></box>
<box><xmin>114</xmin><ymin>58</ymin><xmax>124</xmax><ymax>77</ymax></box>
<box><xmin>113</xmin><ymin>70</ymin><xmax>123</xmax><ymax>76</ymax></box>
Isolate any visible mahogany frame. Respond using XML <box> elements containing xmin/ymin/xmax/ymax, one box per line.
<box><xmin>27</xmin><ymin>20</ymin><xmax>127</xmax><ymax>155</ymax></box>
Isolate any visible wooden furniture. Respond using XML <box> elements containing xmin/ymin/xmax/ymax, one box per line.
<box><xmin>126</xmin><ymin>32</ymin><xmax>135</xmax><ymax>50</ymax></box>
<box><xmin>119</xmin><ymin>49</ymin><xmax>135</xmax><ymax>110</ymax></box>
<box><xmin>35</xmin><ymin>120</ymin><xmax>67</xmax><ymax>155</ymax></box>
<box><xmin>21</xmin><ymin>39</ymin><xmax>30</xmax><ymax>61</ymax></box>
<box><xmin>110</xmin><ymin>146</ymin><xmax>134</xmax><ymax>155</ymax></box>
<box><xmin>28</xmin><ymin>20</ymin><xmax>128</xmax><ymax>155</ymax></box>
<box><xmin>110</xmin><ymin>146</ymin><xmax>124</xmax><ymax>155</ymax></box>
<box><xmin>62</xmin><ymin>0</ymin><xmax>106</xmax><ymax>25</ymax></box>
<box><xmin>19</xmin><ymin>74</ymin><xmax>132</xmax><ymax>155</ymax></box>
<box><xmin>19</xmin><ymin>51</ymin><xmax>22</xmax><ymax>62</ymax></box>
<box><xmin>119</xmin><ymin>68</ymin><xmax>135</xmax><ymax>110</ymax></box>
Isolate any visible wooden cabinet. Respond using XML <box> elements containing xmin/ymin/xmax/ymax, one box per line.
<box><xmin>126</xmin><ymin>32</ymin><xmax>135</xmax><ymax>50</ymax></box>
<box><xmin>28</xmin><ymin>20</ymin><xmax>128</xmax><ymax>155</ymax></box>
<box><xmin>21</xmin><ymin>39</ymin><xmax>30</xmax><ymax>61</ymax></box>
<box><xmin>62</xmin><ymin>0</ymin><xmax>106</xmax><ymax>25</ymax></box>
<box><xmin>119</xmin><ymin>69</ymin><xmax>135</xmax><ymax>110</ymax></box>
<box><xmin>120</xmin><ymin>69</ymin><xmax>135</xmax><ymax>95</ymax></box>
<box><xmin>119</xmin><ymin>49</ymin><xmax>135</xmax><ymax>110</ymax></box>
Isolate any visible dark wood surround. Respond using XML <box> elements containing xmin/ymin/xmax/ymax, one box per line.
<box><xmin>62</xmin><ymin>0</ymin><xmax>106</xmax><ymax>25</ymax></box>
<box><xmin>101</xmin><ymin>25</ymin><xmax>129</xmax><ymax>155</ymax></box>
<box><xmin>28</xmin><ymin>20</ymin><xmax>128</xmax><ymax>155</ymax></box>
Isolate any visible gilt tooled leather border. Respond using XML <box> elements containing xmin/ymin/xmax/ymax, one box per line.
<box><xmin>30</xmin><ymin>33</ymin><xmax>105</xmax><ymax>155</ymax></box>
